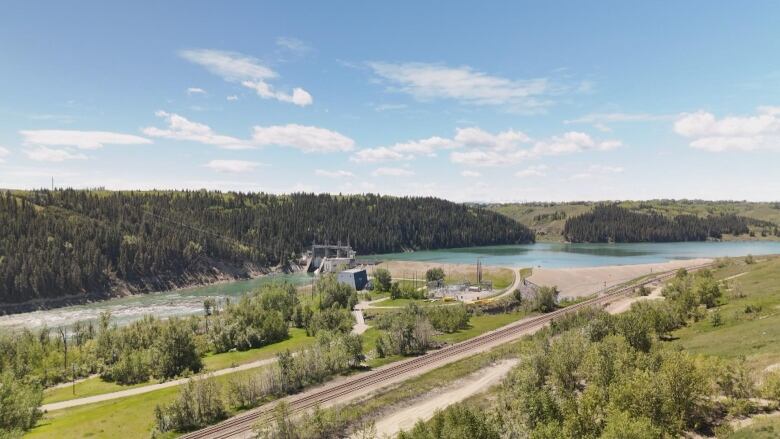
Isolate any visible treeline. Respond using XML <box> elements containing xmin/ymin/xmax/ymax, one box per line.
<box><xmin>0</xmin><ymin>189</ymin><xmax>533</xmax><ymax>304</ymax></box>
<box><xmin>563</xmin><ymin>204</ymin><xmax>757</xmax><ymax>243</ymax></box>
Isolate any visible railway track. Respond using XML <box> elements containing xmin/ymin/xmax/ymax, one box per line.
<box><xmin>182</xmin><ymin>263</ymin><xmax>712</xmax><ymax>439</ymax></box>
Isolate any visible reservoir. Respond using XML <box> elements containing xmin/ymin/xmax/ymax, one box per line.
<box><xmin>2</xmin><ymin>241</ymin><xmax>779</xmax><ymax>331</ymax></box>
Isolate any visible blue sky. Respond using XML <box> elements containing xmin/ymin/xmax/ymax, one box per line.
<box><xmin>2</xmin><ymin>1</ymin><xmax>780</xmax><ymax>201</ymax></box>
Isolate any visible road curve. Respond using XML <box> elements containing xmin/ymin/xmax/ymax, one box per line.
<box><xmin>182</xmin><ymin>263</ymin><xmax>712</xmax><ymax>439</ymax></box>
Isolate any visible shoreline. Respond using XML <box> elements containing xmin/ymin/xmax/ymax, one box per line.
<box><xmin>0</xmin><ymin>263</ymin><xmax>286</xmax><ymax>316</ymax></box>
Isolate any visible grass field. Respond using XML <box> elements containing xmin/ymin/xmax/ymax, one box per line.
<box><xmin>42</xmin><ymin>328</ymin><xmax>314</xmax><ymax>405</ymax></box>
<box><xmin>669</xmin><ymin>257</ymin><xmax>780</xmax><ymax>372</ymax></box>
<box><xmin>661</xmin><ymin>256</ymin><xmax>780</xmax><ymax>437</ymax></box>
<box><xmin>434</xmin><ymin>310</ymin><xmax>530</xmax><ymax>344</ymax></box>
<box><xmin>29</xmin><ymin>367</ymin><xmax>265</xmax><ymax>439</ymax></box>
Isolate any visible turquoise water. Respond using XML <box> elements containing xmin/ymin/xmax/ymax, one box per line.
<box><xmin>3</xmin><ymin>241</ymin><xmax>779</xmax><ymax>331</ymax></box>
<box><xmin>0</xmin><ymin>273</ymin><xmax>312</xmax><ymax>331</ymax></box>
<box><xmin>366</xmin><ymin>241</ymin><xmax>780</xmax><ymax>268</ymax></box>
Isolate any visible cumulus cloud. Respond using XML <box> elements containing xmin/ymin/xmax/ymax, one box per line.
<box><xmin>205</xmin><ymin>159</ymin><xmax>260</xmax><ymax>173</ymax></box>
<box><xmin>515</xmin><ymin>165</ymin><xmax>549</xmax><ymax>178</ymax></box>
<box><xmin>180</xmin><ymin>49</ymin><xmax>312</xmax><ymax>106</ymax></box>
<box><xmin>372</xmin><ymin>167</ymin><xmax>414</xmax><ymax>177</ymax></box>
<box><xmin>451</xmin><ymin>128</ymin><xmax>619</xmax><ymax>166</ymax></box>
<box><xmin>143</xmin><ymin>111</ymin><xmax>251</xmax><ymax>150</ymax></box>
<box><xmin>24</xmin><ymin>146</ymin><xmax>87</xmax><ymax>162</ymax></box>
<box><xmin>368</xmin><ymin>62</ymin><xmax>550</xmax><ymax>111</ymax></box>
<box><xmin>143</xmin><ymin>112</ymin><xmax>354</xmax><ymax>153</ymax></box>
<box><xmin>252</xmin><ymin>124</ymin><xmax>354</xmax><ymax>153</ymax></box>
<box><xmin>351</xmin><ymin>135</ymin><xmax>460</xmax><ymax>164</ymax></box>
<box><xmin>187</xmin><ymin>87</ymin><xmax>206</xmax><ymax>95</ymax></box>
<box><xmin>315</xmin><ymin>169</ymin><xmax>354</xmax><ymax>178</ymax></box>
<box><xmin>674</xmin><ymin>107</ymin><xmax>780</xmax><ymax>152</ymax></box>
<box><xmin>352</xmin><ymin>126</ymin><xmax>620</xmax><ymax>167</ymax></box>
<box><xmin>351</xmin><ymin>147</ymin><xmax>408</xmax><ymax>163</ymax></box>
<box><xmin>20</xmin><ymin>130</ymin><xmax>151</xmax><ymax>150</ymax></box>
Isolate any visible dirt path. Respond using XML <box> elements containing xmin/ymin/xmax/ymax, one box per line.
<box><xmin>529</xmin><ymin>258</ymin><xmax>711</xmax><ymax>299</ymax></box>
<box><xmin>41</xmin><ymin>356</ymin><xmax>278</xmax><ymax>412</ymax></box>
<box><xmin>371</xmin><ymin>359</ymin><xmax>518</xmax><ymax>438</ymax></box>
<box><xmin>352</xmin><ymin>309</ymin><xmax>368</xmax><ymax>335</ymax></box>
<box><xmin>605</xmin><ymin>284</ymin><xmax>665</xmax><ymax>314</ymax></box>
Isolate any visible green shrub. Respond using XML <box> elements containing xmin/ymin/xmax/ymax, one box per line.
<box><xmin>154</xmin><ymin>377</ymin><xmax>226</xmax><ymax>432</ymax></box>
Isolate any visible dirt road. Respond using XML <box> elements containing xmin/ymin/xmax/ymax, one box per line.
<box><xmin>371</xmin><ymin>359</ymin><xmax>518</xmax><ymax>437</ymax></box>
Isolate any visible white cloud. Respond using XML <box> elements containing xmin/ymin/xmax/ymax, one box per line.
<box><xmin>252</xmin><ymin>124</ymin><xmax>354</xmax><ymax>153</ymax></box>
<box><xmin>368</xmin><ymin>62</ymin><xmax>550</xmax><ymax>111</ymax></box>
<box><xmin>24</xmin><ymin>146</ymin><xmax>87</xmax><ymax>162</ymax></box>
<box><xmin>143</xmin><ymin>112</ymin><xmax>353</xmax><ymax>153</ymax></box>
<box><xmin>187</xmin><ymin>87</ymin><xmax>206</xmax><ymax>95</ymax></box>
<box><xmin>450</xmin><ymin>128</ymin><xmax>620</xmax><ymax>166</ymax></box>
<box><xmin>315</xmin><ymin>169</ymin><xmax>354</xmax><ymax>178</ymax></box>
<box><xmin>461</xmin><ymin>170</ymin><xmax>481</xmax><ymax>178</ymax></box>
<box><xmin>20</xmin><ymin>130</ymin><xmax>151</xmax><ymax>150</ymax></box>
<box><xmin>351</xmin><ymin>136</ymin><xmax>458</xmax><ymax>163</ymax></box>
<box><xmin>143</xmin><ymin>111</ymin><xmax>251</xmax><ymax>150</ymax></box>
<box><xmin>241</xmin><ymin>81</ymin><xmax>313</xmax><ymax>106</ymax></box>
<box><xmin>531</xmin><ymin>132</ymin><xmax>620</xmax><ymax>156</ymax></box>
<box><xmin>205</xmin><ymin>159</ymin><xmax>259</xmax><ymax>173</ymax></box>
<box><xmin>0</xmin><ymin>146</ymin><xmax>9</xmax><ymax>163</ymax></box>
<box><xmin>226</xmin><ymin>95</ymin><xmax>239</xmax><ymax>101</ymax></box>
<box><xmin>275</xmin><ymin>37</ymin><xmax>311</xmax><ymax>55</ymax></box>
<box><xmin>180</xmin><ymin>49</ymin><xmax>312</xmax><ymax>106</ymax></box>
<box><xmin>674</xmin><ymin>107</ymin><xmax>780</xmax><ymax>152</ymax></box>
<box><xmin>372</xmin><ymin>167</ymin><xmax>414</xmax><ymax>177</ymax></box>
<box><xmin>351</xmin><ymin>147</ymin><xmax>408</xmax><ymax>163</ymax></box>
<box><xmin>515</xmin><ymin>165</ymin><xmax>549</xmax><ymax>178</ymax></box>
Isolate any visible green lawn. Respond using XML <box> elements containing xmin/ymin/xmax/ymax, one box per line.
<box><xmin>201</xmin><ymin>328</ymin><xmax>313</xmax><ymax>370</ymax></box>
<box><xmin>435</xmin><ymin>310</ymin><xmax>531</xmax><ymax>344</ymax></box>
<box><xmin>29</xmin><ymin>367</ymin><xmax>264</xmax><ymax>439</ymax></box>
<box><xmin>43</xmin><ymin>328</ymin><xmax>314</xmax><ymax>405</ymax></box>
<box><xmin>669</xmin><ymin>257</ymin><xmax>780</xmax><ymax>372</ymax></box>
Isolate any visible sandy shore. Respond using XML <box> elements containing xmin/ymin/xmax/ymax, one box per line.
<box><xmin>372</xmin><ymin>260</ymin><xmax>510</xmax><ymax>281</ymax></box>
<box><xmin>528</xmin><ymin>258</ymin><xmax>712</xmax><ymax>298</ymax></box>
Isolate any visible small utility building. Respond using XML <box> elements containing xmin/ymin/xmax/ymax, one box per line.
<box><xmin>337</xmin><ymin>268</ymin><xmax>368</xmax><ymax>290</ymax></box>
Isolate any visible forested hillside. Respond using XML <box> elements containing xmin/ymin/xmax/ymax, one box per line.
<box><xmin>563</xmin><ymin>204</ymin><xmax>769</xmax><ymax>243</ymax></box>
<box><xmin>0</xmin><ymin>190</ymin><xmax>533</xmax><ymax>304</ymax></box>
<box><xmin>487</xmin><ymin>200</ymin><xmax>780</xmax><ymax>241</ymax></box>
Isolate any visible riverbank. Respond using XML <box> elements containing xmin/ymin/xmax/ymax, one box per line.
<box><xmin>0</xmin><ymin>260</ymin><xmax>278</xmax><ymax>316</ymax></box>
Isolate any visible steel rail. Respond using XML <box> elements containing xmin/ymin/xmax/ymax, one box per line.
<box><xmin>182</xmin><ymin>263</ymin><xmax>712</xmax><ymax>439</ymax></box>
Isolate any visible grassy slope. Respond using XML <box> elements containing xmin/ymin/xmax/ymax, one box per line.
<box><xmin>486</xmin><ymin>201</ymin><xmax>780</xmax><ymax>241</ymax></box>
<box><xmin>42</xmin><ymin>329</ymin><xmax>315</xmax><ymax>404</ymax></box>
<box><xmin>669</xmin><ymin>257</ymin><xmax>780</xmax><ymax>372</ymax></box>
<box><xmin>664</xmin><ymin>257</ymin><xmax>780</xmax><ymax>437</ymax></box>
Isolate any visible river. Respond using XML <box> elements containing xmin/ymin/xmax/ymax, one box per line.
<box><xmin>2</xmin><ymin>241</ymin><xmax>779</xmax><ymax>331</ymax></box>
